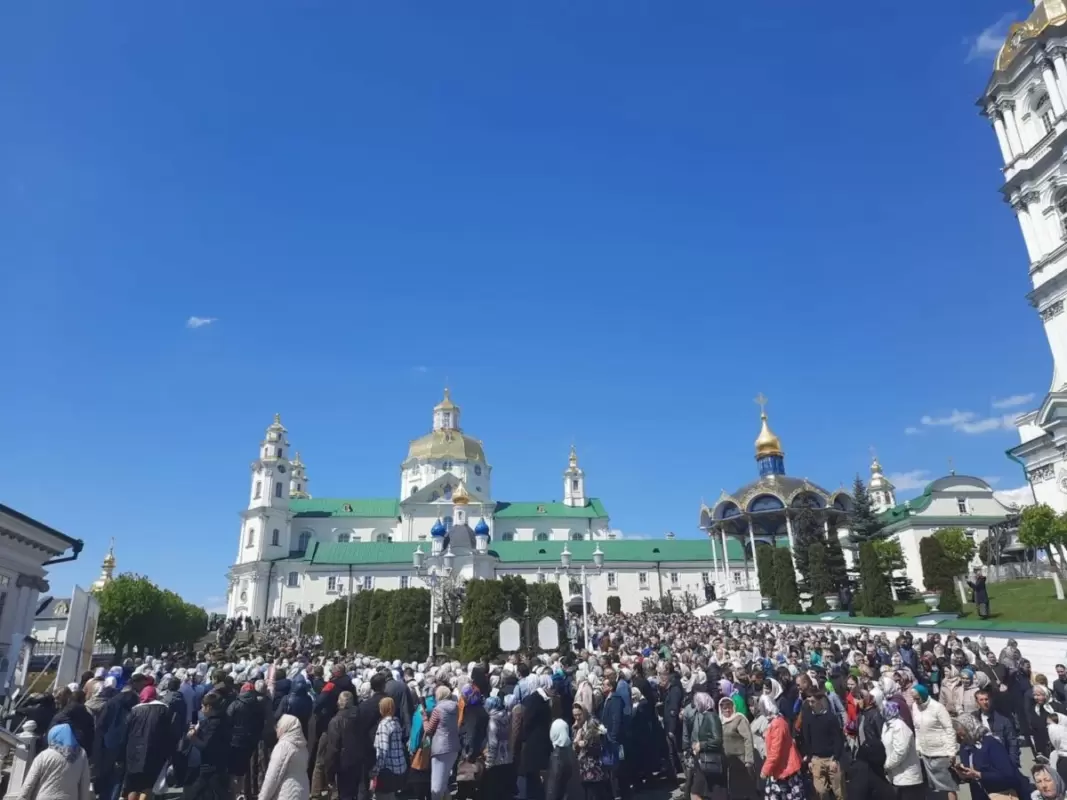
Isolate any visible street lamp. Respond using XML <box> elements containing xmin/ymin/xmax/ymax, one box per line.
<box><xmin>412</xmin><ymin>543</ymin><xmax>454</xmax><ymax>659</ymax></box>
<box><xmin>558</xmin><ymin>543</ymin><xmax>604</xmax><ymax>650</ymax></box>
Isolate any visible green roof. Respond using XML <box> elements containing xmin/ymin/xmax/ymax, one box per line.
<box><xmin>302</xmin><ymin>538</ymin><xmax>730</xmax><ymax>566</ymax></box>
<box><xmin>291</xmin><ymin>498</ymin><xmax>400</xmax><ymax>519</ymax></box>
<box><xmin>493</xmin><ymin>499</ymin><xmax>608</xmax><ymax>519</ymax></box>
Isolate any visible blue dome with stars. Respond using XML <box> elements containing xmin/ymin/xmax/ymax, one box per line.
<box><xmin>474</xmin><ymin>518</ymin><xmax>490</xmax><ymax>536</ymax></box>
<box><xmin>431</xmin><ymin>518</ymin><xmax>447</xmax><ymax>537</ymax></box>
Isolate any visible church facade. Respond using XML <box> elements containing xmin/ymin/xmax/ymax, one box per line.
<box><xmin>225</xmin><ymin>391</ymin><xmax>731</xmax><ymax>619</ymax></box>
<box><xmin>983</xmin><ymin>2</ymin><xmax>1067</xmax><ymax>517</ymax></box>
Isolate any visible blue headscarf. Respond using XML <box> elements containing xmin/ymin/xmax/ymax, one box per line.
<box><xmin>485</xmin><ymin>695</ymin><xmax>503</xmax><ymax>712</ymax></box>
<box><xmin>48</xmin><ymin>723</ymin><xmax>79</xmax><ymax>762</ymax></box>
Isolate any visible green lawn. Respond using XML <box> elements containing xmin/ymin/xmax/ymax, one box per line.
<box><xmin>893</xmin><ymin>578</ymin><xmax>1065</xmax><ymax>623</ymax></box>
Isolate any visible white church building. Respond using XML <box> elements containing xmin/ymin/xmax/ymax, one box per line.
<box><xmin>225</xmin><ymin>390</ymin><xmax>730</xmax><ymax>619</ymax></box>
<box><xmin>984</xmin><ymin>1</ymin><xmax>1067</xmax><ymax>520</ymax></box>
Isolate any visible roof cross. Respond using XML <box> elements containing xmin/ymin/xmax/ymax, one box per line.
<box><xmin>754</xmin><ymin>392</ymin><xmax>768</xmax><ymax>415</ymax></box>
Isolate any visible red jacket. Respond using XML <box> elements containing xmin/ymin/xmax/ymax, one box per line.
<box><xmin>760</xmin><ymin>716</ymin><xmax>802</xmax><ymax>780</ymax></box>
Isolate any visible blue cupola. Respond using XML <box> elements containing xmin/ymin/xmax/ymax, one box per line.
<box><xmin>431</xmin><ymin>517</ymin><xmax>447</xmax><ymax>537</ymax></box>
<box><xmin>474</xmin><ymin>517</ymin><xmax>490</xmax><ymax>537</ymax></box>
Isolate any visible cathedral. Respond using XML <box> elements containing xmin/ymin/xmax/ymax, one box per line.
<box><xmin>225</xmin><ymin>390</ymin><xmax>725</xmax><ymax>619</ymax></box>
<box><xmin>985</xmin><ymin>1</ymin><xmax>1067</xmax><ymax>515</ymax></box>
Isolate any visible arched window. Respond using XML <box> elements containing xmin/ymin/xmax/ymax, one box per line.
<box><xmin>296</xmin><ymin>483</ymin><xmax>302</xmax><ymax>493</ymax></box>
<box><xmin>501</xmin><ymin>532</ymin><xmax>515</xmax><ymax>542</ymax></box>
<box><xmin>298</xmin><ymin>531</ymin><xmax>312</xmax><ymax>551</ymax></box>
<box><xmin>1036</xmin><ymin>94</ymin><xmax>1055</xmax><ymax>136</ymax></box>
<box><xmin>277</xmin><ymin>447</ymin><xmax>283</xmax><ymax>458</ymax></box>
<box><xmin>254</xmin><ymin>481</ymin><xmax>262</xmax><ymax>500</ymax></box>
<box><xmin>570</xmin><ymin>532</ymin><xmax>584</xmax><ymax>541</ymax></box>
<box><xmin>337</xmin><ymin>532</ymin><xmax>350</xmax><ymax>543</ymax></box>
<box><xmin>443</xmin><ymin>484</ymin><xmax>453</xmax><ymax>500</ymax></box>
<box><xmin>286</xmin><ymin>572</ymin><xmax>299</xmax><ymax>587</ymax></box>
<box><xmin>1055</xmin><ymin>188</ymin><xmax>1067</xmax><ymax>241</ymax></box>
<box><xmin>271</xmin><ymin>529</ymin><xmax>280</xmax><ymax>546</ymax></box>
<box><xmin>536</xmin><ymin>532</ymin><xmax>549</xmax><ymax>542</ymax></box>
<box><xmin>375</xmin><ymin>533</ymin><xmax>390</xmax><ymax>543</ymax></box>
<box><xmin>246</xmin><ymin>528</ymin><xmax>255</xmax><ymax>548</ymax></box>
<box><xmin>275</xmin><ymin>482</ymin><xmax>283</xmax><ymax>498</ymax></box>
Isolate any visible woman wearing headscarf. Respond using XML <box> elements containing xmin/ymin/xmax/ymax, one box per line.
<box><xmin>457</xmin><ymin>685</ymin><xmax>488</xmax><ymax>799</ymax></box>
<box><xmin>1030</xmin><ymin>684</ymin><xmax>1067</xmax><ymax>759</ymax></box>
<box><xmin>544</xmin><ymin>719</ymin><xmax>573</xmax><ymax>800</ymax></box>
<box><xmin>424</xmin><ymin>685</ymin><xmax>460</xmax><ymax>800</ymax></box>
<box><xmin>572</xmin><ymin>702</ymin><xmax>609</xmax><ymax>800</ymax></box>
<box><xmin>753</xmin><ymin>694</ymin><xmax>799</xmax><ymax>800</ymax></box>
<box><xmin>1032</xmin><ymin>762</ymin><xmax>1067</xmax><ymax>800</ymax></box>
<box><xmin>18</xmin><ymin>723</ymin><xmax>90</xmax><ymax>800</ymax></box>
<box><xmin>682</xmin><ymin>691</ymin><xmax>726</xmax><ymax>800</ymax></box>
<box><xmin>123</xmin><ymin>685</ymin><xmax>180</xmax><ymax>800</ymax></box>
<box><xmin>483</xmin><ymin>695</ymin><xmax>515</xmax><ymax>800</ymax></box>
<box><xmin>521</xmin><ymin>675</ymin><xmax>555</xmax><ymax>800</ymax></box>
<box><xmin>951</xmin><ymin>715</ymin><xmax>1028</xmax><ymax>800</ymax></box>
<box><xmin>257</xmin><ymin>714</ymin><xmax>309</xmax><ymax>800</ymax></box>
<box><xmin>719</xmin><ymin>696</ymin><xmax>756</xmax><ymax>800</ymax></box>
<box><xmin>882</xmin><ymin>700</ymin><xmax>924</xmax><ymax>800</ymax></box>
<box><xmin>407</xmin><ymin>687</ymin><xmax>436</xmax><ymax>800</ymax></box>
<box><xmin>373</xmin><ymin>697</ymin><xmax>408</xmax><ymax>800</ymax></box>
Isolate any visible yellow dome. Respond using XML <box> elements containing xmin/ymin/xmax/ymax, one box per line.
<box><xmin>996</xmin><ymin>0</ymin><xmax>1067</xmax><ymax>72</ymax></box>
<box><xmin>452</xmin><ymin>486</ymin><xmax>470</xmax><ymax>505</ymax></box>
<box><xmin>407</xmin><ymin>430</ymin><xmax>486</xmax><ymax>462</ymax></box>
<box><xmin>755</xmin><ymin>412</ymin><xmax>783</xmax><ymax>459</ymax></box>
<box><xmin>434</xmin><ymin>387</ymin><xmax>457</xmax><ymax>411</ymax></box>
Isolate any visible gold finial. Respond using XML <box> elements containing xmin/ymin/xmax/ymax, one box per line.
<box><xmin>293</xmin><ymin>451</ymin><xmax>302</xmax><ymax>464</ymax></box>
<box><xmin>753</xmin><ymin>393</ymin><xmax>783</xmax><ymax>459</ymax></box>
<box><xmin>870</xmin><ymin>445</ymin><xmax>882</xmax><ymax>473</ymax></box>
<box><xmin>452</xmin><ymin>485</ymin><xmax>470</xmax><ymax>504</ymax></box>
<box><xmin>102</xmin><ymin>537</ymin><xmax>116</xmax><ymax>567</ymax></box>
<box><xmin>569</xmin><ymin>443</ymin><xmax>578</xmax><ymax>469</ymax></box>
<box><xmin>274</xmin><ymin>413</ymin><xmax>281</xmax><ymax>424</ymax></box>
<box><xmin>435</xmin><ymin>386</ymin><xmax>456</xmax><ymax>410</ymax></box>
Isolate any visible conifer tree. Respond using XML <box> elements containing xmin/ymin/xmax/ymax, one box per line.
<box><xmin>858</xmin><ymin>541</ymin><xmax>894</xmax><ymax>617</ymax></box>
<box><xmin>919</xmin><ymin>536</ymin><xmax>962</xmax><ymax>613</ymax></box>
<box><xmin>773</xmin><ymin>548</ymin><xmax>801</xmax><ymax>614</ymax></box>
<box><xmin>848</xmin><ymin>476</ymin><xmax>887</xmax><ymax>544</ymax></box>
<box><xmin>825</xmin><ymin>527</ymin><xmax>849</xmax><ymax>589</ymax></box>
<box><xmin>807</xmin><ymin>541</ymin><xmax>833</xmax><ymax>613</ymax></box>
<box><xmin>791</xmin><ymin>508</ymin><xmax>823</xmax><ymax>589</ymax></box>
<box><xmin>756</xmin><ymin>545</ymin><xmax>776</xmax><ymax>599</ymax></box>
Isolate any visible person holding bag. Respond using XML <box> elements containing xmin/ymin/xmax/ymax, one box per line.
<box><xmin>683</xmin><ymin>691</ymin><xmax>726</xmax><ymax>800</ymax></box>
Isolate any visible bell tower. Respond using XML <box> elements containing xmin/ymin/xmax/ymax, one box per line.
<box><xmin>563</xmin><ymin>444</ymin><xmax>586</xmax><ymax>507</ymax></box>
<box><xmin>238</xmin><ymin>414</ymin><xmax>292</xmax><ymax>564</ymax></box>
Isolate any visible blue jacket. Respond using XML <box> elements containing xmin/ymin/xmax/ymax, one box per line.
<box><xmin>959</xmin><ymin>735</ymin><xmax>1027</xmax><ymax>800</ymax></box>
<box><xmin>599</xmin><ymin>692</ymin><xmax>626</xmax><ymax>762</ymax></box>
<box><xmin>973</xmin><ymin>710</ymin><xmax>1020</xmax><ymax>768</ymax></box>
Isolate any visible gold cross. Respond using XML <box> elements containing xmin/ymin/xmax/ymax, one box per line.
<box><xmin>754</xmin><ymin>393</ymin><xmax>768</xmax><ymax>414</ymax></box>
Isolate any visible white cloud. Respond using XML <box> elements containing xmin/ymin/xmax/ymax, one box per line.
<box><xmin>982</xmin><ymin>476</ymin><xmax>1002</xmax><ymax>486</ymax></box>
<box><xmin>994</xmin><ymin>485</ymin><xmax>1034</xmax><ymax>508</ymax></box>
<box><xmin>887</xmin><ymin>470</ymin><xmax>931</xmax><ymax>491</ymax></box>
<box><xmin>412</xmin><ymin>366</ymin><xmax>429</xmax><ymax>374</ymax></box>
<box><xmin>186</xmin><ymin>316</ymin><xmax>217</xmax><ymax>329</ymax></box>
<box><xmin>904</xmin><ymin>426</ymin><xmax>922</xmax><ymax>436</ymax></box>
<box><xmin>966</xmin><ymin>14</ymin><xmax>1016</xmax><ymax>63</ymax></box>
<box><xmin>992</xmin><ymin>393</ymin><xmax>1035</xmax><ymax>409</ymax></box>
<box><xmin>203</xmin><ymin>595</ymin><xmax>227</xmax><ymax>614</ymax></box>
<box><xmin>917</xmin><ymin>409</ymin><xmax>1016</xmax><ymax>435</ymax></box>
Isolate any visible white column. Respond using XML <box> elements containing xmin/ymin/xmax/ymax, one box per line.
<box><xmin>1053</xmin><ymin>51</ymin><xmax>1067</xmax><ymax>109</ymax></box>
<box><xmin>1040</xmin><ymin>56</ymin><xmax>1067</xmax><ymax>116</ymax></box>
<box><xmin>1027</xmin><ymin>191</ymin><xmax>1057</xmax><ymax>255</ymax></box>
<box><xmin>1002</xmin><ymin>103</ymin><xmax>1025</xmax><ymax>155</ymax></box>
<box><xmin>1014</xmin><ymin>198</ymin><xmax>1043</xmax><ymax>262</ymax></box>
<box><xmin>991</xmin><ymin>113</ymin><xmax>1014</xmax><ymax>163</ymax></box>
<box><xmin>748</xmin><ymin>519</ymin><xmax>759</xmax><ymax>589</ymax></box>
<box><xmin>709</xmin><ymin>529</ymin><xmax>720</xmax><ymax>584</ymax></box>
<box><xmin>721</xmin><ymin>527</ymin><xmax>730</xmax><ymax>589</ymax></box>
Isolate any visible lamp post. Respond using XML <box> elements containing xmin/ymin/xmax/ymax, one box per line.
<box><xmin>558</xmin><ymin>543</ymin><xmax>604</xmax><ymax>650</ymax></box>
<box><xmin>412</xmin><ymin>543</ymin><xmax>455</xmax><ymax>659</ymax></box>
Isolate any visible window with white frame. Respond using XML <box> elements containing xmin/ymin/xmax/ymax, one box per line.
<box><xmin>701</xmin><ymin>572</ymin><xmax>710</xmax><ymax>584</ymax></box>
<box><xmin>570</xmin><ymin>531</ymin><xmax>583</xmax><ymax>541</ymax></box>
<box><xmin>1037</xmin><ymin>94</ymin><xmax>1055</xmax><ymax>135</ymax></box>
<box><xmin>337</xmin><ymin>532</ymin><xmax>350</xmax><ymax>543</ymax></box>
<box><xmin>957</xmin><ymin>497</ymin><xmax>969</xmax><ymax>514</ymax></box>
<box><xmin>254</xmin><ymin>481</ymin><xmax>262</xmax><ymax>499</ymax></box>
<box><xmin>536</xmin><ymin>532</ymin><xmax>549</xmax><ymax>542</ymax></box>
<box><xmin>246</xmin><ymin>527</ymin><xmax>255</xmax><ymax>548</ymax></box>
<box><xmin>501</xmin><ymin>532</ymin><xmax>515</xmax><ymax>541</ymax></box>
<box><xmin>1056</xmin><ymin>188</ymin><xmax>1067</xmax><ymax>240</ymax></box>
<box><xmin>362</xmin><ymin>575</ymin><xmax>373</xmax><ymax>590</ymax></box>
<box><xmin>733</xmin><ymin>571</ymin><xmax>743</xmax><ymax>586</ymax></box>
<box><xmin>670</xmin><ymin>571</ymin><xmax>680</xmax><ymax>586</ymax></box>
<box><xmin>400</xmin><ymin>576</ymin><xmax>410</xmax><ymax>589</ymax></box>
<box><xmin>538</xmin><ymin>572</ymin><xmax>546</xmax><ymax>584</ymax></box>
<box><xmin>275</xmin><ymin>482</ymin><xmax>283</xmax><ymax>498</ymax></box>
<box><xmin>376</xmin><ymin>533</ymin><xmax>390</xmax><ymax>543</ymax></box>
<box><xmin>327</xmin><ymin>576</ymin><xmax>337</xmax><ymax>592</ymax></box>
<box><xmin>285</xmin><ymin>602</ymin><xmax>295</xmax><ymax>617</ymax></box>
<box><xmin>298</xmin><ymin>531</ymin><xmax>312</xmax><ymax>551</ymax></box>
<box><xmin>638</xmin><ymin>572</ymin><xmax>649</xmax><ymax>588</ymax></box>
<box><xmin>271</xmin><ymin>529</ymin><xmax>280</xmax><ymax>546</ymax></box>
<box><xmin>287</xmin><ymin>572</ymin><xmax>299</xmax><ymax>587</ymax></box>
<box><xmin>607</xmin><ymin>572</ymin><xmax>617</xmax><ymax>589</ymax></box>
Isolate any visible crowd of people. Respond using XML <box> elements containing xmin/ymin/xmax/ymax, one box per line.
<box><xmin>6</xmin><ymin>611</ymin><xmax>1067</xmax><ymax>800</ymax></box>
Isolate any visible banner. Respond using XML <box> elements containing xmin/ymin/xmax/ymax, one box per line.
<box><xmin>55</xmin><ymin>586</ymin><xmax>100</xmax><ymax>689</ymax></box>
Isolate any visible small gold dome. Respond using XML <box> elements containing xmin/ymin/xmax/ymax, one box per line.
<box><xmin>434</xmin><ymin>387</ymin><xmax>457</xmax><ymax>411</ymax></box>
<box><xmin>452</xmin><ymin>486</ymin><xmax>470</xmax><ymax>505</ymax></box>
<box><xmin>755</xmin><ymin>412</ymin><xmax>783</xmax><ymax>459</ymax></box>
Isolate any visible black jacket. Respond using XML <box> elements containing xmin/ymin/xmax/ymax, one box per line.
<box><xmin>276</xmin><ymin>684</ymin><xmax>313</xmax><ymax>737</ymax></box>
<box><xmin>52</xmin><ymin>702</ymin><xmax>95</xmax><ymax>758</ymax></box>
<box><xmin>314</xmin><ymin>672</ymin><xmax>354</xmax><ymax>723</ymax></box>
<box><xmin>384</xmin><ymin>677</ymin><xmax>415</xmax><ymax>743</ymax></box>
<box><xmin>1054</xmin><ymin>678</ymin><xmax>1067</xmax><ymax>706</ymax></box>
<box><xmin>227</xmin><ymin>689</ymin><xmax>265</xmax><ymax>755</ymax></box>
<box><xmin>93</xmin><ymin>688</ymin><xmax>140</xmax><ymax>779</ymax></box>
<box><xmin>271</xmin><ymin>678</ymin><xmax>292</xmax><ymax>715</ymax></box>
<box><xmin>800</xmin><ymin>697</ymin><xmax>844</xmax><ymax>760</ymax></box>
<box><xmin>460</xmin><ymin>703</ymin><xmax>489</xmax><ymax>759</ymax></box>
<box><xmin>663</xmin><ymin>673</ymin><xmax>685</xmax><ymax>735</ymax></box>
<box><xmin>188</xmin><ymin>707</ymin><xmax>232</xmax><ymax>774</ymax></box>
<box><xmin>324</xmin><ymin>700</ymin><xmax>379</xmax><ymax>778</ymax></box>
<box><xmin>974</xmin><ymin>709</ymin><xmax>1020</xmax><ymax>767</ymax></box>
<box><xmin>520</xmin><ymin>691</ymin><xmax>554</xmax><ymax>774</ymax></box>
<box><xmin>124</xmin><ymin>700</ymin><xmax>179</xmax><ymax>777</ymax></box>
<box><xmin>1028</xmin><ymin>699</ymin><xmax>1067</xmax><ymax>757</ymax></box>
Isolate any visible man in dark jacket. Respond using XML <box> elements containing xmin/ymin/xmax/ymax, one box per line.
<box><xmin>662</xmin><ymin>669</ymin><xmax>685</xmax><ymax>772</ymax></box>
<box><xmin>52</xmin><ymin>689</ymin><xmax>95</xmax><ymax>758</ymax></box>
<box><xmin>800</xmin><ymin>692</ymin><xmax>846</xmax><ymax>800</ymax></box>
<box><xmin>184</xmin><ymin>691</ymin><xmax>232</xmax><ymax>798</ymax></box>
<box><xmin>1053</xmin><ymin>664</ymin><xmax>1067</xmax><ymax>706</ymax></box>
<box><xmin>94</xmin><ymin>672</ymin><xmax>148</xmax><ymax>800</ymax></box>
<box><xmin>382</xmin><ymin>668</ymin><xmax>415</xmax><ymax>744</ymax></box>
<box><xmin>597</xmin><ymin>675</ymin><xmax>629</xmax><ymax>800</ymax></box>
<box><xmin>976</xmin><ymin>686</ymin><xmax>1021</xmax><ymax>768</ymax></box>
<box><xmin>309</xmin><ymin>664</ymin><xmax>354</xmax><ymax>782</ymax></box>
<box><xmin>227</xmin><ymin>682</ymin><xmax>265</xmax><ymax>797</ymax></box>
<box><xmin>276</xmin><ymin>675</ymin><xmax>313</xmax><ymax>736</ymax></box>
<box><xmin>325</xmin><ymin>682</ymin><xmax>385</xmax><ymax>800</ymax></box>
<box><xmin>271</xmin><ymin>667</ymin><xmax>292</xmax><ymax>715</ymax></box>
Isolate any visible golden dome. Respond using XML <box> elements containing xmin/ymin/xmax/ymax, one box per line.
<box><xmin>452</xmin><ymin>486</ymin><xmax>470</xmax><ymax>505</ymax></box>
<box><xmin>995</xmin><ymin>0</ymin><xmax>1067</xmax><ymax>72</ymax></box>
<box><xmin>406</xmin><ymin>430</ymin><xmax>486</xmax><ymax>462</ymax></box>
<box><xmin>434</xmin><ymin>387</ymin><xmax>457</xmax><ymax>411</ymax></box>
<box><xmin>754</xmin><ymin>411</ymin><xmax>783</xmax><ymax>459</ymax></box>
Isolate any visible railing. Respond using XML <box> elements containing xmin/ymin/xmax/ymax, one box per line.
<box><xmin>0</xmin><ymin>720</ymin><xmax>38</xmax><ymax>798</ymax></box>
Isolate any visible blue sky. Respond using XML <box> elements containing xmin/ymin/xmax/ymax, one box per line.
<box><xmin>0</xmin><ymin>1</ymin><xmax>1044</xmax><ymax>612</ymax></box>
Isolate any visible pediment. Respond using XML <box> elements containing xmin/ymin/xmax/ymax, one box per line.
<box><xmin>402</xmin><ymin>475</ymin><xmax>490</xmax><ymax>506</ymax></box>
<box><xmin>1036</xmin><ymin>391</ymin><xmax>1067</xmax><ymax>429</ymax></box>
